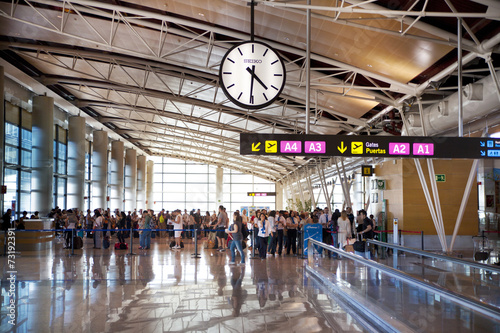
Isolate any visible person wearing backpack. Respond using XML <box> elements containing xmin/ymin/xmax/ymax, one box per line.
<box><xmin>226</xmin><ymin>211</ymin><xmax>245</xmax><ymax>266</ymax></box>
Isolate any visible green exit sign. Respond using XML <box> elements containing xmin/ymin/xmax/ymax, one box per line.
<box><xmin>435</xmin><ymin>174</ymin><xmax>446</xmax><ymax>182</ymax></box>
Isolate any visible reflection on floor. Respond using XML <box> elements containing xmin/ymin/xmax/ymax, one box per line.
<box><xmin>1</xmin><ymin>237</ymin><xmax>365</xmax><ymax>333</ymax></box>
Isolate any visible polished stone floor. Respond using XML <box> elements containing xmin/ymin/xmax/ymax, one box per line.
<box><xmin>1</xmin><ymin>236</ymin><xmax>500</xmax><ymax>332</ymax></box>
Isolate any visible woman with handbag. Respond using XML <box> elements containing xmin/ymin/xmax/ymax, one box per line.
<box><xmin>337</xmin><ymin>210</ymin><xmax>352</xmax><ymax>250</ymax></box>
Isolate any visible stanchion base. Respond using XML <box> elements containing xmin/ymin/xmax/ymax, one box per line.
<box><xmin>126</xmin><ymin>252</ymin><xmax>137</xmax><ymax>256</ymax></box>
<box><xmin>191</xmin><ymin>254</ymin><xmax>201</xmax><ymax>259</ymax></box>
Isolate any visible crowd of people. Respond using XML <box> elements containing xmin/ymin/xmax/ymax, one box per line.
<box><xmin>1</xmin><ymin>204</ymin><xmax>377</xmax><ymax>260</ymax></box>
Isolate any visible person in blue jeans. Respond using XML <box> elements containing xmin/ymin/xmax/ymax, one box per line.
<box><xmin>139</xmin><ymin>210</ymin><xmax>152</xmax><ymax>250</ymax></box>
<box><xmin>226</xmin><ymin>211</ymin><xmax>245</xmax><ymax>265</ymax></box>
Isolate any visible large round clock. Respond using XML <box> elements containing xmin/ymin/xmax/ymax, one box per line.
<box><xmin>219</xmin><ymin>41</ymin><xmax>286</xmax><ymax>109</ymax></box>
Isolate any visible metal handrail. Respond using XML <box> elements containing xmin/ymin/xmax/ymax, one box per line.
<box><xmin>307</xmin><ymin>238</ymin><xmax>500</xmax><ymax>321</ymax></box>
<box><xmin>367</xmin><ymin>239</ymin><xmax>500</xmax><ymax>274</ymax></box>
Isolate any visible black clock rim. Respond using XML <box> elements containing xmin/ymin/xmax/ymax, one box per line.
<box><xmin>219</xmin><ymin>40</ymin><xmax>287</xmax><ymax>110</ymax></box>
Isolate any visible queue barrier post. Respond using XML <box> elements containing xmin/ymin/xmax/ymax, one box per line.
<box><xmin>70</xmin><ymin>228</ymin><xmax>75</xmax><ymax>256</ymax></box>
<box><xmin>191</xmin><ymin>227</ymin><xmax>201</xmax><ymax>259</ymax></box>
<box><xmin>250</xmin><ymin>229</ymin><xmax>258</xmax><ymax>259</ymax></box>
<box><xmin>421</xmin><ymin>231</ymin><xmax>424</xmax><ymax>251</ymax></box>
<box><xmin>127</xmin><ymin>227</ymin><xmax>136</xmax><ymax>256</ymax></box>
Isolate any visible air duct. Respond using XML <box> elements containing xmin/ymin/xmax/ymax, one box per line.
<box><xmin>404</xmin><ymin>70</ymin><xmax>500</xmax><ymax>136</ymax></box>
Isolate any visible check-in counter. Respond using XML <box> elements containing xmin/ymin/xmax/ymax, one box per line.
<box><xmin>13</xmin><ymin>218</ymin><xmax>55</xmax><ymax>251</ymax></box>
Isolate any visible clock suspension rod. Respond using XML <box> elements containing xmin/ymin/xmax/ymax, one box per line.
<box><xmin>250</xmin><ymin>0</ymin><xmax>255</xmax><ymax>42</ymax></box>
<box><xmin>305</xmin><ymin>0</ymin><xmax>311</xmax><ymax>134</ymax></box>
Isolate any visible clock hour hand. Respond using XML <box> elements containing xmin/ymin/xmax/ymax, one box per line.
<box><xmin>246</xmin><ymin>67</ymin><xmax>268</xmax><ymax>90</ymax></box>
<box><xmin>249</xmin><ymin>65</ymin><xmax>255</xmax><ymax>104</ymax></box>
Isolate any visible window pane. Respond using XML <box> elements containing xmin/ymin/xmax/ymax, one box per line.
<box><xmin>20</xmin><ymin>192</ymin><xmax>31</xmax><ymax>214</ymax></box>
<box><xmin>4</xmin><ymin>168</ymin><xmax>18</xmax><ymax>210</ymax></box>
<box><xmin>164</xmin><ymin>183</ymin><xmax>185</xmax><ymax>193</ymax></box>
<box><xmin>153</xmin><ymin>182</ymin><xmax>164</xmax><ymax>194</ymax></box>
<box><xmin>58</xmin><ymin>143</ymin><xmax>67</xmax><ymax>160</ymax></box>
<box><xmin>20</xmin><ymin>171</ymin><xmax>31</xmax><ymax>192</ymax></box>
<box><xmin>186</xmin><ymin>164</ymin><xmax>207</xmax><ymax>174</ymax></box>
<box><xmin>21</xmin><ymin>150</ymin><xmax>31</xmax><ymax>168</ymax></box>
<box><xmin>5</xmin><ymin>146</ymin><xmax>19</xmax><ymax>164</ymax></box>
<box><xmin>5</xmin><ymin>123</ymin><xmax>19</xmax><ymax>146</ymax></box>
<box><xmin>57</xmin><ymin>178</ymin><xmax>66</xmax><ymax>209</ymax></box>
<box><xmin>231</xmin><ymin>193</ymin><xmax>250</xmax><ymax>202</ymax></box>
<box><xmin>163</xmin><ymin>173</ymin><xmax>185</xmax><ymax>183</ymax></box>
<box><xmin>164</xmin><ymin>192</ymin><xmax>184</xmax><ymax>202</ymax></box>
<box><xmin>21</xmin><ymin>129</ymin><xmax>32</xmax><ymax>149</ymax></box>
<box><xmin>186</xmin><ymin>174</ymin><xmax>207</xmax><ymax>183</ymax></box>
<box><xmin>164</xmin><ymin>164</ymin><xmax>185</xmax><ymax>173</ymax></box>
<box><xmin>231</xmin><ymin>174</ymin><xmax>252</xmax><ymax>183</ymax></box>
<box><xmin>58</xmin><ymin>159</ymin><xmax>66</xmax><ymax>174</ymax></box>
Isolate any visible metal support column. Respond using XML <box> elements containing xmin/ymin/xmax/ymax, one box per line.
<box><xmin>457</xmin><ymin>18</ymin><xmax>464</xmax><ymax>137</ymax></box>
<box><xmin>110</xmin><ymin>140</ymin><xmax>125</xmax><ymax>212</ymax></box>
<box><xmin>32</xmin><ymin>96</ymin><xmax>54</xmax><ymax>217</ymax></box>
<box><xmin>305</xmin><ymin>0</ymin><xmax>311</xmax><ymax>134</ymax></box>
<box><xmin>67</xmin><ymin>116</ymin><xmax>86</xmax><ymax>210</ymax></box>
<box><xmin>0</xmin><ymin>66</ymin><xmax>4</xmax><ymax>213</ymax></box>
<box><xmin>92</xmin><ymin>130</ymin><xmax>108</xmax><ymax>211</ymax></box>
<box><xmin>136</xmin><ymin>155</ymin><xmax>146</xmax><ymax>210</ymax></box>
<box><xmin>124</xmin><ymin>148</ymin><xmax>137</xmax><ymax>212</ymax></box>
<box><xmin>146</xmin><ymin>160</ymin><xmax>154</xmax><ymax>209</ymax></box>
<box><xmin>449</xmin><ymin>159</ymin><xmax>479</xmax><ymax>252</ymax></box>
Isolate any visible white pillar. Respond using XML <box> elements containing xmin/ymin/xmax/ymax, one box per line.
<box><xmin>275</xmin><ymin>182</ymin><xmax>283</xmax><ymax>210</ymax></box>
<box><xmin>110</xmin><ymin>141</ymin><xmax>125</xmax><ymax>212</ymax></box>
<box><xmin>216</xmin><ymin>167</ymin><xmax>223</xmax><ymax>207</ymax></box>
<box><xmin>136</xmin><ymin>155</ymin><xmax>146</xmax><ymax>211</ymax></box>
<box><xmin>92</xmin><ymin>130</ymin><xmax>108</xmax><ymax>211</ymax></box>
<box><xmin>124</xmin><ymin>148</ymin><xmax>137</xmax><ymax>212</ymax></box>
<box><xmin>146</xmin><ymin>160</ymin><xmax>154</xmax><ymax>209</ymax></box>
<box><xmin>31</xmin><ymin>96</ymin><xmax>54</xmax><ymax>216</ymax></box>
<box><xmin>67</xmin><ymin>116</ymin><xmax>86</xmax><ymax>210</ymax></box>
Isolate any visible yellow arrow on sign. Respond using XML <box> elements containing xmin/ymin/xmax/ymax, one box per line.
<box><xmin>337</xmin><ymin>141</ymin><xmax>347</xmax><ymax>153</ymax></box>
<box><xmin>252</xmin><ymin>142</ymin><xmax>261</xmax><ymax>151</ymax></box>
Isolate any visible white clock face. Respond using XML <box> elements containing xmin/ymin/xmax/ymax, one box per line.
<box><xmin>220</xmin><ymin>41</ymin><xmax>286</xmax><ymax>109</ymax></box>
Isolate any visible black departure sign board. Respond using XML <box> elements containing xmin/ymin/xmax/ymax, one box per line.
<box><xmin>240</xmin><ymin>133</ymin><xmax>499</xmax><ymax>159</ymax></box>
<box><xmin>247</xmin><ymin>192</ymin><xmax>276</xmax><ymax>197</ymax></box>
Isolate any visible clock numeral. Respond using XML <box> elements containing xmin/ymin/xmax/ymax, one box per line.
<box><xmin>271</xmin><ymin>85</ymin><xmax>279</xmax><ymax>91</ymax></box>
<box><xmin>238</xmin><ymin>48</ymin><xmax>243</xmax><ymax>56</ymax></box>
<box><xmin>263</xmin><ymin>93</ymin><xmax>268</xmax><ymax>101</ymax></box>
<box><xmin>274</xmin><ymin>74</ymin><xmax>282</xmax><ymax>76</ymax></box>
<box><xmin>250</xmin><ymin>95</ymin><xmax>254</xmax><ymax>104</ymax></box>
<box><xmin>263</xmin><ymin>49</ymin><xmax>268</xmax><ymax>57</ymax></box>
<box><xmin>238</xmin><ymin>92</ymin><xmax>243</xmax><ymax>100</ymax></box>
<box><xmin>223</xmin><ymin>72</ymin><xmax>232</xmax><ymax>75</ymax></box>
<box><xmin>227</xmin><ymin>84</ymin><xmax>235</xmax><ymax>89</ymax></box>
<box><xmin>228</xmin><ymin>58</ymin><xmax>235</xmax><ymax>63</ymax></box>
<box><xmin>271</xmin><ymin>60</ymin><xmax>278</xmax><ymax>65</ymax></box>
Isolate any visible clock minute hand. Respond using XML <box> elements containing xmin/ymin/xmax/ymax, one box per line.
<box><xmin>246</xmin><ymin>67</ymin><xmax>268</xmax><ymax>90</ymax></box>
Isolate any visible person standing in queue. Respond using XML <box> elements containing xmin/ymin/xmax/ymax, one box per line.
<box><xmin>276</xmin><ymin>211</ymin><xmax>286</xmax><ymax>256</ymax></box>
<box><xmin>286</xmin><ymin>211</ymin><xmax>298</xmax><ymax>255</ymax></box>
<box><xmin>257</xmin><ymin>211</ymin><xmax>270</xmax><ymax>260</ymax></box>
<box><xmin>173</xmin><ymin>210</ymin><xmax>183</xmax><ymax>250</ymax></box>
<box><xmin>217</xmin><ymin>205</ymin><xmax>229</xmax><ymax>252</ymax></box>
<box><xmin>226</xmin><ymin>211</ymin><xmax>245</xmax><ymax>265</ymax></box>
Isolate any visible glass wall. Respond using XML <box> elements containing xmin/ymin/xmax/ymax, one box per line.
<box><xmin>53</xmin><ymin>125</ymin><xmax>67</xmax><ymax>209</ymax></box>
<box><xmin>150</xmin><ymin>156</ymin><xmax>275</xmax><ymax>214</ymax></box>
<box><xmin>3</xmin><ymin>101</ymin><xmax>32</xmax><ymax>219</ymax></box>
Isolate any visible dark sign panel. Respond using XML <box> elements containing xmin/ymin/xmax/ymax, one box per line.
<box><xmin>361</xmin><ymin>165</ymin><xmax>374</xmax><ymax>176</ymax></box>
<box><xmin>240</xmin><ymin>133</ymin><xmax>498</xmax><ymax>159</ymax></box>
<box><xmin>247</xmin><ymin>192</ymin><xmax>276</xmax><ymax>197</ymax></box>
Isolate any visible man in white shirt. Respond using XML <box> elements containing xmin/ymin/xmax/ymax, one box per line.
<box><xmin>173</xmin><ymin>210</ymin><xmax>183</xmax><ymax>249</ymax></box>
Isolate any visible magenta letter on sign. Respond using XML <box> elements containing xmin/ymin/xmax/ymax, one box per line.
<box><xmin>305</xmin><ymin>141</ymin><xmax>326</xmax><ymax>154</ymax></box>
<box><xmin>280</xmin><ymin>141</ymin><xmax>302</xmax><ymax>153</ymax></box>
<box><xmin>389</xmin><ymin>143</ymin><xmax>410</xmax><ymax>155</ymax></box>
<box><xmin>413</xmin><ymin>143</ymin><xmax>434</xmax><ymax>156</ymax></box>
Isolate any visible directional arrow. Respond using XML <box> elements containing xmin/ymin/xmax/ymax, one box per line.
<box><xmin>481</xmin><ymin>151</ymin><xmax>486</xmax><ymax>156</ymax></box>
<box><xmin>337</xmin><ymin>141</ymin><xmax>347</xmax><ymax>154</ymax></box>
<box><xmin>252</xmin><ymin>142</ymin><xmax>261</xmax><ymax>152</ymax></box>
<box><xmin>480</xmin><ymin>141</ymin><xmax>485</xmax><ymax>147</ymax></box>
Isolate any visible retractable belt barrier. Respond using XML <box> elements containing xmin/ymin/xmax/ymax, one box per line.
<box><xmin>2</xmin><ymin>228</ymin><xmax>228</xmax><ymax>258</ymax></box>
